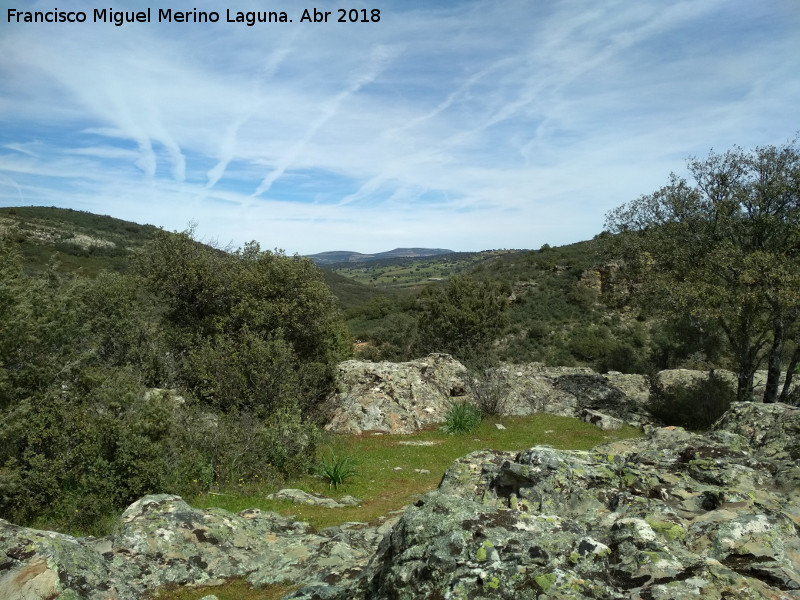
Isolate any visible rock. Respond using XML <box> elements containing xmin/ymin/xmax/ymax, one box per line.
<box><xmin>323</xmin><ymin>354</ymin><xmax>467</xmax><ymax>434</ymax></box>
<box><xmin>0</xmin><ymin>495</ymin><xmax>396</xmax><ymax>599</ymax></box>
<box><xmin>325</xmin><ymin>356</ymin><xmax>800</xmax><ymax>436</ymax></box>
<box><xmin>267</xmin><ymin>489</ymin><xmax>362</xmax><ymax>508</ymax></box>
<box><xmin>580</xmin><ymin>407</ymin><xmax>624</xmax><ymax>430</ymax></box>
<box><xmin>290</xmin><ymin>402</ymin><xmax>800</xmax><ymax>599</ymax></box>
<box><xmin>712</xmin><ymin>401</ymin><xmax>800</xmax><ymax>461</ymax></box>
<box><xmin>325</xmin><ymin>357</ymin><xmax>655</xmax><ymax>434</ymax></box>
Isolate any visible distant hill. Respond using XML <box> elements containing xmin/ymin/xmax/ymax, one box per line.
<box><xmin>307</xmin><ymin>247</ymin><xmax>454</xmax><ymax>265</ymax></box>
<box><xmin>0</xmin><ymin>205</ymin><xmax>388</xmax><ymax>311</ymax></box>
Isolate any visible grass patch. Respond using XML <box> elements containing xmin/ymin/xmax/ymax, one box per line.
<box><xmin>441</xmin><ymin>401</ymin><xmax>482</xmax><ymax>434</ymax></box>
<box><xmin>189</xmin><ymin>413</ymin><xmax>641</xmax><ymax>530</ymax></box>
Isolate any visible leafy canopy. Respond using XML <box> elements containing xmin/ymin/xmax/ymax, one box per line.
<box><xmin>605</xmin><ymin>139</ymin><xmax>800</xmax><ymax>401</ymax></box>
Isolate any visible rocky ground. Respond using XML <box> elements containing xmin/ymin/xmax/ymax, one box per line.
<box><xmin>290</xmin><ymin>401</ymin><xmax>800</xmax><ymax>599</ymax></box>
<box><xmin>2</xmin><ymin>358</ymin><xmax>799</xmax><ymax>599</ymax></box>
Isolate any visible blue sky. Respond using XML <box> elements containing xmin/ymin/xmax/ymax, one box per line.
<box><xmin>1</xmin><ymin>1</ymin><xmax>798</xmax><ymax>254</ymax></box>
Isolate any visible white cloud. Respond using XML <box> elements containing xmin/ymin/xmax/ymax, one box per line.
<box><xmin>1</xmin><ymin>0</ymin><xmax>799</xmax><ymax>253</ymax></box>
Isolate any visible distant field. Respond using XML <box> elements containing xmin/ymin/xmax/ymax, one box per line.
<box><xmin>327</xmin><ymin>249</ymin><xmax>522</xmax><ymax>290</ymax></box>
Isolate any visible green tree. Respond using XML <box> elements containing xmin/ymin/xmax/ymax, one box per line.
<box><xmin>415</xmin><ymin>276</ymin><xmax>510</xmax><ymax>367</ymax></box>
<box><xmin>134</xmin><ymin>230</ymin><xmax>351</xmax><ymax>413</ymax></box>
<box><xmin>605</xmin><ymin>140</ymin><xmax>800</xmax><ymax>402</ymax></box>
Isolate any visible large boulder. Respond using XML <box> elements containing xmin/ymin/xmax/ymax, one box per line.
<box><xmin>324</xmin><ymin>358</ymin><xmax>654</xmax><ymax>434</ymax></box>
<box><xmin>322</xmin><ymin>354</ymin><xmax>468</xmax><ymax>434</ymax></box>
<box><xmin>0</xmin><ymin>495</ymin><xmax>397</xmax><ymax>599</ymax></box>
<box><xmin>290</xmin><ymin>402</ymin><xmax>800</xmax><ymax>599</ymax></box>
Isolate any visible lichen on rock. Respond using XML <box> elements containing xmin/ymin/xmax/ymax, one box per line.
<box><xmin>289</xmin><ymin>402</ymin><xmax>800</xmax><ymax>599</ymax></box>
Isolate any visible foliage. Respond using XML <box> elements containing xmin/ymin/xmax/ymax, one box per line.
<box><xmin>0</xmin><ymin>227</ymin><xmax>346</xmax><ymax>533</ymax></box>
<box><xmin>415</xmin><ymin>275</ymin><xmax>510</xmax><ymax>367</ymax></box>
<box><xmin>648</xmin><ymin>372</ymin><xmax>737</xmax><ymax>430</ymax></box>
<box><xmin>318</xmin><ymin>452</ymin><xmax>358</xmax><ymax>490</ymax></box>
<box><xmin>441</xmin><ymin>401</ymin><xmax>482</xmax><ymax>434</ymax></box>
<box><xmin>134</xmin><ymin>231</ymin><xmax>351</xmax><ymax>414</ymax></box>
<box><xmin>605</xmin><ymin>140</ymin><xmax>800</xmax><ymax>401</ymax></box>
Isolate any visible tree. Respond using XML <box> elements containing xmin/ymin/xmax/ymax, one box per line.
<box><xmin>415</xmin><ymin>276</ymin><xmax>510</xmax><ymax>367</ymax></box>
<box><xmin>605</xmin><ymin>140</ymin><xmax>800</xmax><ymax>402</ymax></box>
<box><xmin>134</xmin><ymin>230</ymin><xmax>351</xmax><ymax>413</ymax></box>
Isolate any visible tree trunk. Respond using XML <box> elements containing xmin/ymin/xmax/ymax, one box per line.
<box><xmin>779</xmin><ymin>345</ymin><xmax>800</xmax><ymax>403</ymax></box>
<box><xmin>736</xmin><ymin>368</ymin><xmax>755</xmax><ymax>402</ymax></box>
<box><xmin>764</xmin><ymin>320</ymin><xmax>785</xmax><ymax>403</ymax></box>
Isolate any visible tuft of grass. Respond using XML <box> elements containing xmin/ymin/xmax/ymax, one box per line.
<box><xmin>441</xmin><ymin>401</ymin><xmax>482</xmax><ymax>434</ymax></box>
<box><xmin>318</xmin><ymin>452</ymin><xmax>358</xmax><ymax>489</ymax></box>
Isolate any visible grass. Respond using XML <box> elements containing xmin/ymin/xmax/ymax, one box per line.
<box><xmin>318</xmin><ymin>451</ymin><xmax>358</xmax><ymax>489</ymax></box>
<box><xmin>441</xmin><ymin>401</ymin><xmax>482</xmax><ymax>434</ymax></box>
<box><xmin>188</xmin><ymin>413</ymin><xmax>641</xmax><ymax>531</ymax></box>
<box><xmin>148</xmin><ymin>578</ymin><xmax>296</xmax><ymax>600</ymax></box>
<box><xmin>153</xmin><ymin>413</ymin><xmax>641</xmax><ymax>598</ymax></box>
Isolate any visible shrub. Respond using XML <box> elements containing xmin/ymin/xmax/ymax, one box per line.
<box><xmin>442</xmin><ymin>401</ymin><xmax>482</xmax><ymax>434</ymax></box>
<box><xmin>415</xmin><ymin>276</ymin><xmax>510</xmax><ymax>367</ymax></box>
<box><xmin>648</xmin><ymin>371</ymin><xmax>736</xmax><ymax>430</ymax></box>
<box><xmin>465</xmin><ymin>371</ymin><xmax>508</xmax><ymax>416</ymax></box>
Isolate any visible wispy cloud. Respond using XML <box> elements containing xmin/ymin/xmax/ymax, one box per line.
<box><xmin>1</xmin><ymin>0</ymin><xmax>798</xmax><ymax>253</ymax></box>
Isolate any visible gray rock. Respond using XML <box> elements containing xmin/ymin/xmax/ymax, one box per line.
<box><xmin>0</xmin><ymin>495</ymin><xmax>394</xmax><ymax>599</ymax></box>
<box><xmin>324</xmin><ymin>356</ymin><xmax>655</xmax><ymax>434</ymax></box>
<box><xmin>325</xmin><ymin>357</ymin><xmax>800</xmax><ymax>436</ymax></box>
<box><xmin>581</xmin><ymin>407</ymin><xmax>624</xmax><ymax>430</ymax></box>
<box><xmin>290</xmin><ymin>402</ymin><xmax>800</xmax><ymax>599</ymax></box>
<box><xmin>267</xmin><ymin>489</ymin><xmax>362</xmax><ymax>508</ymax></box>
<box><xmin>322</xmin><ymin>353</ymin><xmax>467</xmax><ymax>434</ymax></box>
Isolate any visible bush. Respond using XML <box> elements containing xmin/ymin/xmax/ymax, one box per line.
<box><xmin>134</xmin><ymin>232</ymin><xmax>351</xmax><ymax>412</ymax></box>
<box><xmin>441</xmin><ymin>401</ymin><xmax>482</xmax><ymax>434</ymax></box>
<box><xmin>648</xmin><ymin>371</ymin><xmax>736</xmax><ymax>430</ymax></box>
<box><xmin>465</xmin><ymin>371</ymin><xmax>508</xmax><ymax>416</ymax></box>
<box><xmin>415</xmin><ymin>276</ymin><xmax>510</xmax><ymax>367</ymax></box>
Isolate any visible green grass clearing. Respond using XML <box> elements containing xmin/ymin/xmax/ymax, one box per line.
<box><xmin>188</xmin><ymin>413</ymin><xmax>641</xmax><ymax>530</ymax></box>
<box><xmin>148</xmin><ymin>578</ymin><xmax>295</xmax><ymax>600</ymax></box>
<box><xmin>157</xmin><ymin>413</ymin><xmax>640</xmax><ymax>598</ymax></box>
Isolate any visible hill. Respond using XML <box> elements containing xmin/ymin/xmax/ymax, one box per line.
<box><xmin>0</xmin><ymin>206</ymin><xmax>161</xmax><ymax>275</ymax></box>
<box><xmin>307</xmin><ymin>247</ymin><xmax>454</xmax><ymax>265</ymax></box>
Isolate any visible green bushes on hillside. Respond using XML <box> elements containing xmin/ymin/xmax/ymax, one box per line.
<box><xmin>0</xmin><ymin>230</ymin><xmax>349</xmax><ymax>533</ymax></box>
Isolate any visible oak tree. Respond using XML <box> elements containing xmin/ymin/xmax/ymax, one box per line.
<box><xmin>605</xmin><ymin>140</ymin><xmax>800</xmax><ymax>402</ymax></box>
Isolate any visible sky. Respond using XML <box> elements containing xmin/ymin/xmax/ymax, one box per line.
<box><xmin>1</xmin><ymin>1</ymin><xmax>799</xmax><ymax>255</ymax></box>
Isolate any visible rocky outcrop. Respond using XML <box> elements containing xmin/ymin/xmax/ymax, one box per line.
<box><xmin>324</xmin><ymin>356</ymin><xmax>653</xmax><ymax>434</ymax></box>
<box><xmin>2</xmin><ymin>403</ymin><xmax>799</xmax><ymax>599</ymax></box>
<box><xmin>291</xmin><ymin>402</ymin><xmax>800</xmax><ymax>599</ymax></box>
<box><xmin>323</xmin><ymin>354</ymin><xmax>468</xmax><ymax>434</ymax></box>
<box><xmin>325</xmin><ymin>356</ymin><xmax>799</xmax><ymax>435</ymax></box>
<box><xmin>0</xmin><ymin>495</ymin><xmax>398</xmax><ymax>600</ymax></box>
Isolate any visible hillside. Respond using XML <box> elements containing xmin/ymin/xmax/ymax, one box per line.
<box><xmin>0</xmin><ymin>206</ymin><xmax>161</xmax><ymax>275</ymax></box>
<box><xmin>307</xmin><ymin>247</ymin><xmax>455</xmax><ymax>265</ymax></box>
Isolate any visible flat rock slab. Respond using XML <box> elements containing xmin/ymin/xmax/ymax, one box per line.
<box><xmin>267</xmin><ymin>489</ymin><xmax>362</xmax><ymax>508</ymax></box>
